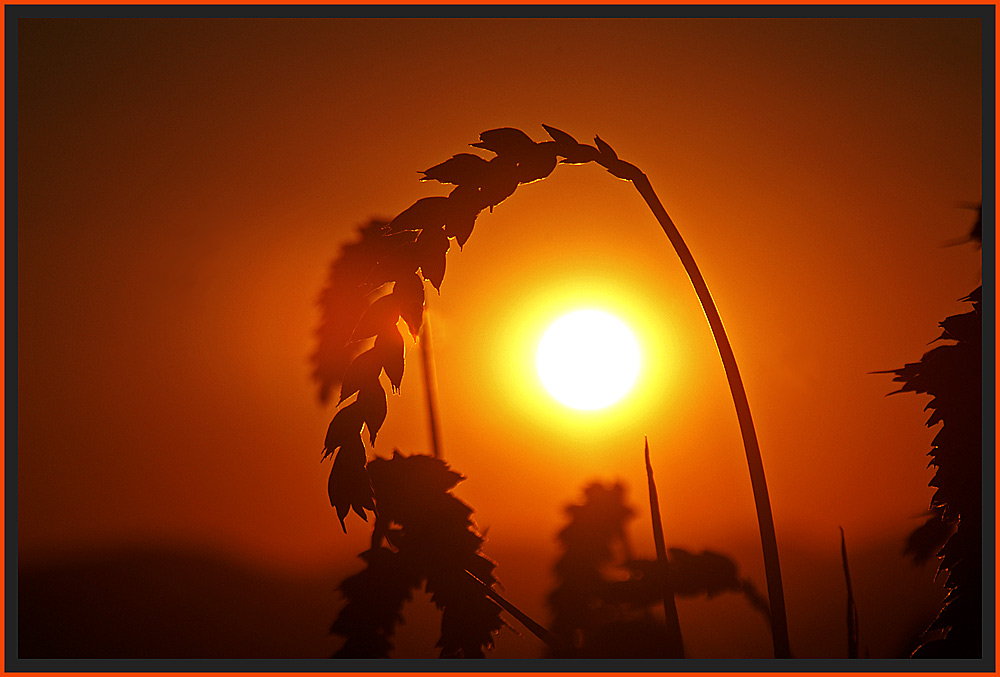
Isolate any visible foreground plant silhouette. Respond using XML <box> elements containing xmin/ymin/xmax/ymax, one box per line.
<box><xmin>312</xmin><ymin>125</ymin><xmax>789</xmax><ymax>657</ymax></box>
<box><xmin>882</xmin><ymin>213</ymin><xmax>982</xmax><ymax>657</ymax></box>
<box><xmin>330</xmin><ymin>451</ymin><xmax>504</xmax><ymax>657</ymax></box>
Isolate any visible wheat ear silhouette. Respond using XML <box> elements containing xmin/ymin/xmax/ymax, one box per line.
<box><xmin>314</xmin><ymin>125</ymin><xmax>790</xmax><ymax>658</ymax></box>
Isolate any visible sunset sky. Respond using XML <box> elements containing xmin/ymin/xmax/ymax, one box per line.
<box><xmin>15</xmin><ymin>11</ymin><xmax>986</xmax><ymax>661</ymax></box>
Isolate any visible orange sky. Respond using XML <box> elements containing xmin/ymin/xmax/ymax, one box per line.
<box><xmin>16</xmin><ymin>13</ymin><xmax>985</xmax><ymax>660</ymax></box>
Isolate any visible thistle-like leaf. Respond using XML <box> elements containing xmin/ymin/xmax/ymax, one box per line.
<box><xmin>393</xmin><ymin>272</ymin><xmax>425</xmax><ymax>338</ymax></box>
<box><xmin>420</xmin><ymin>153</ymin><xmax>491</xmax><ymax>187</ymax></box>
<box><xmin>375</xmin><ymin>323</ymin><xmax>404</xmax><ymax>393</ymax></box>
<box><xmin>340</xmin><ymin>347</ymin><xmax>384</xmax><ymax>403</ymax></box>
<box><xmin>471</xmin><ymin>127</ymin><xmax>536</xmax><ymax>156</ymax></box>
<box><xmin>416</xmin><ymin>225</ymin><xmax>450</xmax><ymax>291</ymax></box>
<box><xmin>386</xmin><ymin>197</ymin><xmax>451</xmax><ymax>235</ymax></box>
<box><xmin>351</xmin><ymin>293</ymin><xmax>401</xmax><ymax>342</ymax></box>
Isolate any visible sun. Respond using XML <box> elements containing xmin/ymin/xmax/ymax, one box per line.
<box><xmin>536</xmin><ymin>309</ymin><xmax>641</xmax><ymax>411</ymax></box>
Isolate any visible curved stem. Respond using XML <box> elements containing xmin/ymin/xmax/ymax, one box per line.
<box><xmin>630</xmin><ymin>172</ymin><xmax>791</xmax><ymax>658</ymax></box>
<box><xmin>419</xmin><ymin>310</ymin><xmax>442</xmax><ymax>459</ymax></box>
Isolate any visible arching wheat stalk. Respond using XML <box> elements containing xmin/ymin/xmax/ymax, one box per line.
<box><xmin>313</xmin><ymin>125</ymin><xmax>790</xmax><ymax>657</ymax></box>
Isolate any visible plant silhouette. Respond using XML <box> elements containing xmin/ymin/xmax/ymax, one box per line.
<box><xmin>884</xmin><ymin>301</ymin><xmax>982</xmax><ymax>653</ymax></box>
<box><xmin>546</xmin><ymin>482</ymin><xmax>770</xmax><ymax>658</ymax></box>
<box><xmin>310</xmin><ymin>126</ymin><xmax>789</xmax><ymax>655</ymax></box>
<box><xmin>881</xmin><ymin>209</ymin><xmax>982</xmax><ymax>657</ymax></box>
<box><xmin>330</xmin><ymin>451</ymin><xmax>504</xmax><ymax>658</ymax></box>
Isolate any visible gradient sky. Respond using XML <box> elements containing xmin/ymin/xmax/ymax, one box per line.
<box><xmin>16</xmin><ymin>13</ymin><xmax>984</xmax><ymax>659</ymax></box>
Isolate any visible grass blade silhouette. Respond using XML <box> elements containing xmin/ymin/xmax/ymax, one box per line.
<box><xmin>644</xmin><ymin>437</ymin><xmax>685</xmax><ymax>658</ymax></box>
<box><xmin>840</xmin><ymin>527</ymin><xmax>859</xmax><ymax>658</ymax></box>
<box><xmin>463</xmin><ymin>569</ymin><xmax>561</xmax><ymax>650</ymax></box>
<box><xmin>624</xmin><ymin>170</ymin><xmax>791</xmax><ymax>659</ymax></box>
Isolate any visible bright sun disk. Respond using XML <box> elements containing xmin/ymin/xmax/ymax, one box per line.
<box><xmin>536</xmin><ymin>309</ymin><xmax>641</xmax><ymax>411</ymax></box>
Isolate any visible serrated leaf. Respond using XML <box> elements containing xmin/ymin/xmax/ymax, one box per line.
<box><xmin>416</xmin><ymin>225</ymin><xmax>449</xmax><ymax>291</ymax></box>
<box><xmin>376</xmin><ymin>323</ymin><xmax>405</xmax><ymax>393</ymax></box>
<box><xmin>420</xmin><ymin>153</ymin><xmax>491</xmax><ymax>186</ymax></box>
<box><xmin>594</xmin><ymin>135</ymin><xmax>618</xmax><ymax>159</ymax></box>
<box><xmin>340</xmin><ymin>347</ymin><xmax>384</xmax><ymax>403</ymax></box>
<box><xmin>386</xmin><ymin>197</ymin><xmax>451</xmax><ymax>234</ymax></box>
<box><xmin>393</xmin><ymin>272</ymin><xmax>425</xmax><ymax>338</ymax></box>
<box><xmin>351</xmin><ymin>293</ymin><xmax>401</xmax><ymax>342</ymax></box>
<box><xmin>357</xmin><ymin>382</ymin><xmax>388</xmax><ymax>446</ymax></box>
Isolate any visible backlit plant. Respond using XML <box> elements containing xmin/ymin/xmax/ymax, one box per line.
<box><xmin>312</xmin><ymin>125</ymin><xmax>791</xmax><ymax>657</ymax></box>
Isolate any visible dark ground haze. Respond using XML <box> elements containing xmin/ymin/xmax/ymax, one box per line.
<box><xmin>19</xmin><ymin>534</ymin><xmax>943</xmax><ymax>660</ymax></box>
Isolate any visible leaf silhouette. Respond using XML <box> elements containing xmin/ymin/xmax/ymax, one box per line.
<box><xmin>386</xmin><ymin>197</ymin><xmax>451</xmax><ymax>234</ymax></box>
<box><xmin>420</xmin><ymin>153</ymin><xmax>491</xmax><ymax>187</ymax></box>
<box><xmin>375</xmin><ymin>323</ymin><xmax>404</xmax><ymax>393</ymax></box>
<box><xmin>393</xmin><ymin>272</ymin><xmax>425</xmax><ymax>338</ymax></box>
<box><xmin>339</xmin><ymin>347</ymin><xmax>382</xmax><ymax>404</ymax></box>
<box><xmin>444</xmin><ymin>203</ymin><xmax>478</xmax><ymax>249</ymax></box>
<box><xmin>470</xmin><ymin>127</ymin><xmax>536</xmax><ymax>156</ymax></box>
<box><xmin>327</xmin><ymin>433</ymin><xmax>373</xmax><ymax>530</ymax></box>
<box><xmin>357</xmin><ymin>382</ymin><xmax>388</xmax><ymax>446</ymax></box>
<box><xmin>594</xmin><ymin>135</ymin><xmax>618</xmax><ymax>160</ymax></box>
<box><xmin>351</xmin><ymin>292</ymin><xmax>400</xmax><ymax>342</ymax></box>
<box><xmin>543</xmin><ymin>124</ymin><xmax>600</xmax><ymax>165</ymax></box>
<box><xmin>476</xmin><ymin>157</ymin><xmax>520</xmax><ymax>212</ymax></box>
<box><xmin>541</xmin><ymin>123</ymin><xmax>579</xmax><ymax>147</ymax></box>
<box><xmin>514</xmin><ymin>141</ymin><xmax>558</xmax><ymax>184</ymax></box>
<box><xmin>416</xmin><ymin>225</ymin><xmax>449</xmax><ymax>291</ymax></box>
<box><xmin>312</xmin><ymin>219</ymin><xmax>393</xmax><ymax>404</ymax></box>
<box><xmin>323</xmin><ymin>401</ymin><xmax>363</xmax><ymax>459</ymax></box>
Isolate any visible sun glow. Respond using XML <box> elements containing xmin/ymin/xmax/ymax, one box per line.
<box><xmin>536</xmin><ymin>309</ymin><xmax>641</xmax><ymax>411</ymax></box>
